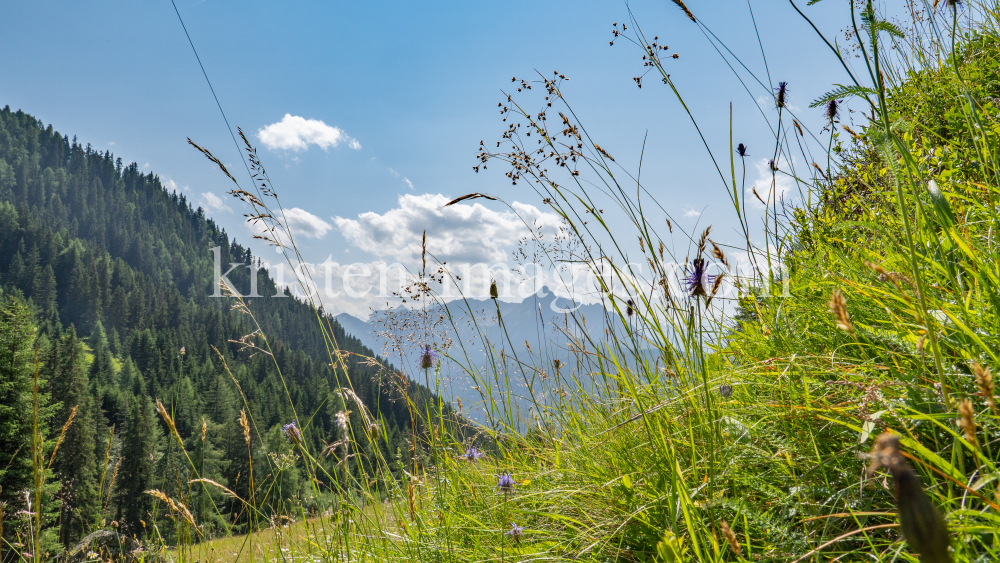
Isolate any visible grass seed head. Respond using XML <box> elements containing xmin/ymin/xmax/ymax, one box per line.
<box><xmin>958</xmin><ymin>398</ymin><xmax>977</xmax><ymax>449</ymax></box>
<box><xmin>719</xmin><ymin>520</ymin><xmax>741</xmax><ymax>556</ymax></box>
<box><xmin>828</xmin><ymin>289</ymin><xmax>855</xmax><ymax>334</ymax></box>
<box><xmin>973</xmin><ymin>362</ymin><xmax>996</xmax><ymax>414</ymax></box>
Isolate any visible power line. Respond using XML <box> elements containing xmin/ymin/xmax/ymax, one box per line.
<box><xmin>169</xmin><ymin>0</ymin><xmax>254</xmax><ymax>183</ymax></box>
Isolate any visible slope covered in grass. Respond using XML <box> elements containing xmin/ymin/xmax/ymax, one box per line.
<box><xmin>272</xmin><ymin>13</ymin><xmax>1000</xmax><ymax>563</ymax></box>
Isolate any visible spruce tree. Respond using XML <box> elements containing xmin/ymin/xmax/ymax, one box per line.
<box><xmin>114</xmin><ymin>365</ymin><xmax>155</xmax><ymax>538</ymax></box>
<box><xmin>88</xmin><ymin>321</ymin><xmax>115</xmax><ymax>447</ymax></box>
<box><xmin>45</xmin><ymin>327</ymin><xmax>98</xmax><ymax>547</ymax></box>
<box><xmin>0</xmin><ymin>296</ymin><xmax>37</xmax><ymax>542</ymax></box>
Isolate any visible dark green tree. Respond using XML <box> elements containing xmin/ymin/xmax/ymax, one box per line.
<box><xmin>45</xmin><ymin>327</ymin><xmax>98</xmax><ymax>547</ymax></box>
<box><xmin>0</xmin><ymin>296</ymin><xmax>37</xmax><ymax>541</ymax></box>
<box><xmin>114</xmin><ymin>363</ymin><xmax>155</xmax><ymax>538</ymax></box>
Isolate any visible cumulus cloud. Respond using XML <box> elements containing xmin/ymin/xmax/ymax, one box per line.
<box><xmin>283</xmin><ymin>207</ymin><xmax>332</xmax><ymax>239</ymax></box>
<box><xmin>257</xmin><ymin>114</ymin><xmax>360</xmax><ymax>151</ymax></box>
<box><xmin>200</xmin><ymin>191</ymin><xmax>232</xmax><ymax>213</ymax></box>
<box><xmin>161</xmin><ymin>177</ymin><xmax>178</xmax><ymax>192</ymax></box>
<box><xmin>683</xmin><ymin>206</ymin><xmax>701</xmax><ymax>218</ymax></box>
<box><xmin>332</xmin><ymin>193</ymin><xmax>563</xmax><ymax>265</ymax></box>
<box><xmin>747</xmin><ymin>156</ymin><xmax>797</xmax><ymax>209</ymax></box>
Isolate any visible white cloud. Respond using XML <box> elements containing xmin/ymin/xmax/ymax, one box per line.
<box><xmin>161</xmin><ymin>177</ymin><xmax>178</xmax><ymax>192</ymax></box>
<box><xmin>404</xmin><ymin>177</ymin><xmax>414</xmax><ymax>190</ymax></box>
<box><xmin>257</xmin><ymin>114</ymin><xmax>360</xmax><ymax>151</ymax></box>
<box><xmin>332</xmin><ymin>193</ymin><xmax>562</xmax><ymax>265</ymax></box>
<box><xmin>108</xmin><ymin>141</ymin><xmax>115</xmax><ymax>146</ymax></box>
<box><xmin>683</xmin><ymin>206</ymin><xmax>701</xmax><ymax>218</ymax></box>
<box><xmin>200</xmin><ymin>191</ymin><xmax>232</xmax><ymax>213</ymax></box>
<box><xmin>283</xmin><ymin>207</ymin><xmax>332</xmax><ymax>239</ymax></box>
<box><xmin>388</xmin><ymin>167</ymin><xmax>400</xmax><ymax>177</ymax></box>
<box><xmin>747</xmin><ymin>156</ymin><xmax>797</xmax><ymax>209</ymax></box>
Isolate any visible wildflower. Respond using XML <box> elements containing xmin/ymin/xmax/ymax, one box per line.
<box><xmin>824</xmin><ymin>99</ymin><xmax>840</xmax><ymax>121</ymax></box>
<box><xmin>282</xmin><ymin>420</ymin><xmax>302</xmax><ymax>443</ymax></box>
<box><xmin>866</xmin><ymin>433</ymin><xmax>951</xmax><ymax>563</ymax></box>
<box><xmin>495</xmin><ymin>471</ymin><xmax>516</xmax><ymax>497</ymax></box>
<box><xmin>768</xmin><ymin>158</ymin><xmax>778</xmax><ymax>171</ymax></box>
<box><xmin>419</xmin><ymin>345</ymin><xmax>436</xmax><ymax>370</ymax></box>
<box><xmin>490</xmin><ymin>280</ymin><xmax>499</xmax><ymax>299</ymax></box>
<box><xmin>506</xmin><ymin>522</ymin><xmax>525</xmax><ymax>542</ymax></box>
<box><xmin>686</xmin><ymin>257</ymin><xmax>716</xmax><ymax>298</ymax></box>
<box><xmin>736</xmin><ymin>143</ymin><xmax>749</xmax><ymax>157</ymax></box>
<box><xmin>719</xmin><ymin>384</ymin><xmax>733</xmax><ymax>398</ymax></box>
<box><xmin>626</xmin><ymin>299</ymin><xmax>634</xmax><ymax>317</ymax></box>
<box><xmin>775</xmin><ymin>81</ymin><xmax>789</xmax><ymax>108</ymax></box>
<box><xmin>459</xmin><ymin>446</ymin><xmax>486</xmax><ymax>462</ymax></box>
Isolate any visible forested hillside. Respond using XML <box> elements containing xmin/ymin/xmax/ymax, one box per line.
<box><xmin>0</xmin><ymin>107</ymin><xmax>433</xmax><ymax>552</ymax></box>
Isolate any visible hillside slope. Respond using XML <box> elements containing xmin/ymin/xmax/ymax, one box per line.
<box><xmin>0</xmin><ymin>107</ymin><xmax>436</xmax><ymax>545</ymax></box>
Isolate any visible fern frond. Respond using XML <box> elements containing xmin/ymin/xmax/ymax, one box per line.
<box><xmin>810</xmin><ymin>84</ymin><xmax>878</xmax><ymax>107</ymax></box>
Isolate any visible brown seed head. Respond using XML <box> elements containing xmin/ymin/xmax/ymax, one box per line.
<box><xmin>828</xmin><ymin>289</ymin><xmax>855</xmax><ymax>334</ymax></box>
<box><xmin>958</xmin><ymin>398</ymin><xmax>977</xmax><ymax>449</ymax></box>
<box><xmin>239</xmin><ymin>409</ymin><xmax>251</xmax><ymax>446</ymax></box>
<box><xmin>719</xmin><ymin>520</ymin><xmax>741</xmax><ymax>556</ymax></box>
<box><xmin>972</xmin><ymin>363</ymin><xmax>996</xmax><ymax>415</ymax></box>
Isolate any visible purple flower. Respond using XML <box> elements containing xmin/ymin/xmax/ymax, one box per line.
<box><xmin>686</xmin><ymin>257</ymin><xmax>716</xmax><ymax>298</ymax></box>
<box><xmin>419</xmin><ymin>345</ymin><xmax>436</xmax><ymax>370</ymax></box>
<box><xmin>719</xmin><ymin>384</ymin><xmax>733</xmax><ymax>398</ymax></box>
<box><xmin>775</xmin><ymin>81</ymin><xmax>789</xmax><ymax>108</ymax></box>
<box><xmin>824</xmin><ymin>99</ymin><xmax>840</xmax><ymax>121</ymax></box>
<box><xmin>282</xmin><ymin>420</ymin><xmax>301</xmax><ymax>443</ymax></box>
<box><xmin>505</xmin><ymin>522</ymin><xmax>525</xmax><ymax>542</ymax></box>
<box><xmin>626</xmin><ymin>299</ymin><xmax>634</xmax><ymax>317</ymax></box>
<box><xmin>736</xmin><ymin>143</ymin><xmax>749</xmax><ymax>157</ymax></box>
<box><xmin>459</xmin><ymin>446</ymin><xmax>486</xmax><ymax>462</ymax></box>
<box><xmin>495</xmin><ymin>471</ymin><xmax>516</xmax><ymax>497</ymax></box>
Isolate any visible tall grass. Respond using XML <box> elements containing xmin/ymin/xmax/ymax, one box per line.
<box><xmin>14</xmin><ymin>0</ymin><xmax>1000</xmax><ymax>562</ymax></box>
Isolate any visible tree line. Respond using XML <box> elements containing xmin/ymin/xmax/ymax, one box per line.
<box><xmin>0</xmin><ymin>107</ymin><xmax>443</xmax><ymax>555</ymax></box>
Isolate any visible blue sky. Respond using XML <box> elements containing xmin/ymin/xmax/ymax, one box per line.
<box><xmin>2</xmin><ymin>0</ymin><xmax>885</xmax><ymax>317</ymax></box>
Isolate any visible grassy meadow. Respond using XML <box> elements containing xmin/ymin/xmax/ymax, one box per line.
<box><xmin>9</xmin><ymin>0</ymin><xmax>1000</xmax><ymax>562</ymax></box>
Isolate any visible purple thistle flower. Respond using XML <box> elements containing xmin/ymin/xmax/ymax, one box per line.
<box><xmin>736</xmin><ymin>143</ymin><xmax>749</xmax><ymax>157</ymax></box>
<box><xmin>719</xmin><ymin>384</ymin><xmax>733</xmax><ymax>398</ymax></box>
<box><xmin>495</xmin><ymin>471</ymin><xmax>516</xmax><ymax>497</ymax></box>
<box><xmin>824</xmin><ymin>99</ymin><xmax>840</xmax><ymax>121</ymax></box>
<box><xmin>459</xmin><ymin>446</ymin><xmax>486</xmax><ymax>462</ymax></box>
<box><xmin>775</xmin><ymin>81</ymin><xmax>789</xmax><ymax>108</ymax></box>
<box><xmin>506</xmin><ymin>522</ymin><xmax>525</xmax><ymax>542</ymax></box>
<box><xmin>282</xmin><ymin>420</ymin><xmax>301</xmax><ymax>443</ymax></box>
<box><xmin>418</xmin><ymin>345</ymin><xmax>436</xmax><ymax>370</ymax></box>
<box><xmin>685</xmin><ymin>257</ymin><xmax>716</xmax><ymax>298</ymax></box>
